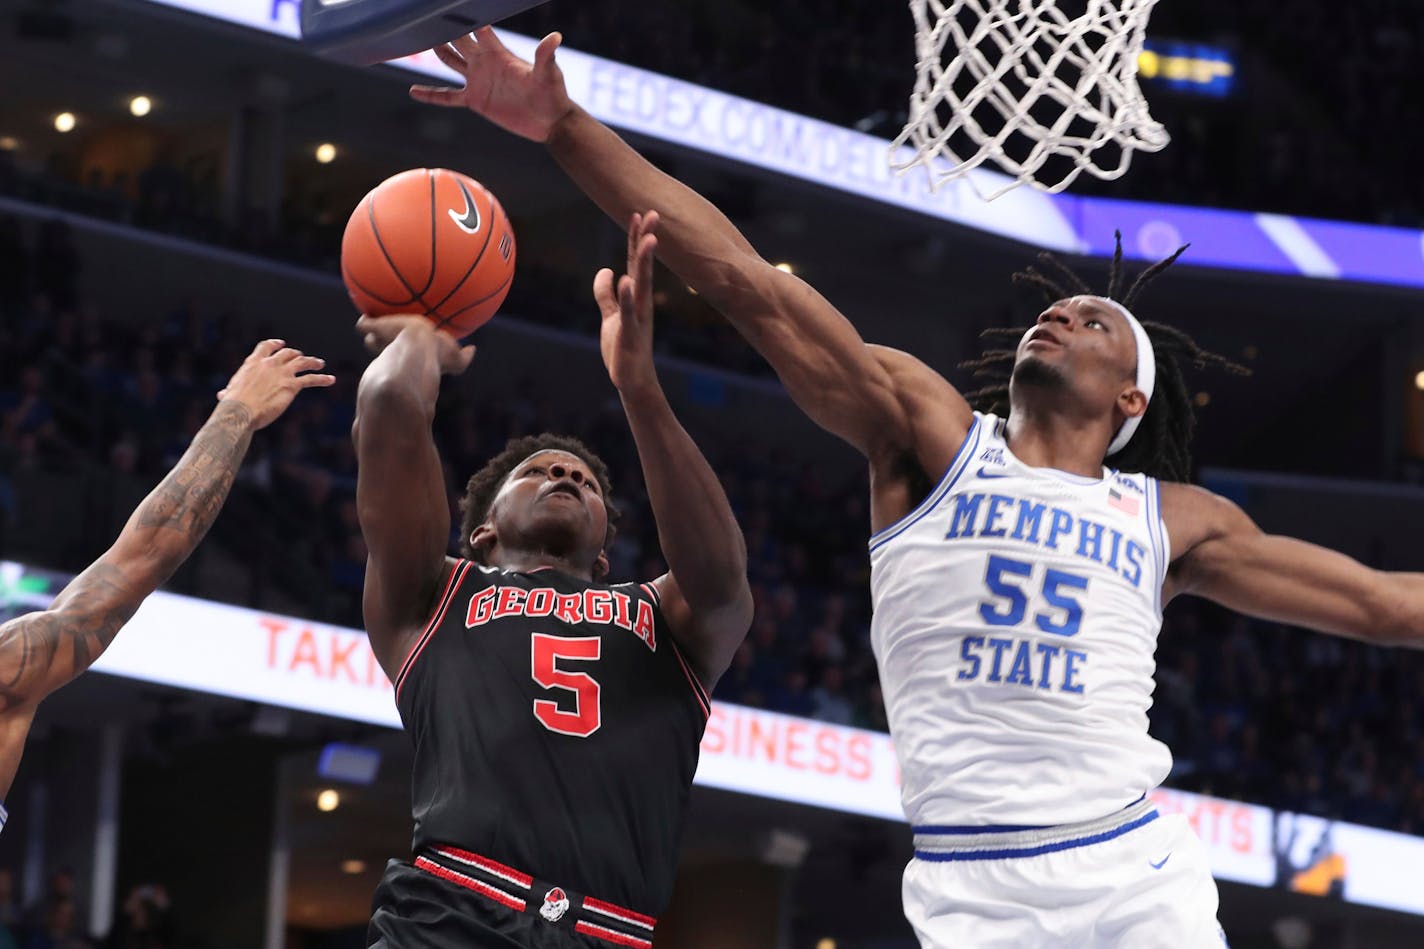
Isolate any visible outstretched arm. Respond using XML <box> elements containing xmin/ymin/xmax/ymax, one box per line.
<box><xmin>352</xmin><ymin>317</ymin><xmax>475</xmax><ymax>676</ymax></box>
<box><xmin>411</xmin><ymin>29</ymin><xmax>973</xmax><ymax>467</ymax></box>
<box><xmin>1164</xmin><ymin>483</ymin><xmax>1424</xmax><ymax>647</ymax></box>
<box><xmin>596</xmin><ymin>213</ymin><xmax>752</xmax><ymax>687</ymax></box>
<box><xmin>0</xmin><ymin>340</ymin><xmax>333</xmax><ymax>795</ymax></box>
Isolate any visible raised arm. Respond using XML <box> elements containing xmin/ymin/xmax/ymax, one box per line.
<box><xmin>353</xmin><ymin>317</ymin><xmax>475</xmax><ymax>675</ymax></box>
<box><xmin>0</xmin><ymin>340</ymin><xmax>333</xmax><ymax>796</ymax></box>
<box><xmin>411</xmin><ymin>29</ymin><xmax>973</xmax><ymax>465</ymax></box>
<box><xmin>1163</xmin><ymin>483</ymin><xmax>1424</xmax><ymax>647</ymax></box>
<box><xmin>595</xmin><ymin>213</ymin><xmax>752</xmax><ymax>687</ymax></box>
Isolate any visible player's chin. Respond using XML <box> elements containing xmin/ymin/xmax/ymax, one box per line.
<box><xmin>1012</xmin><ymin>354</ymin><xmax>1067</xmax><ymax>388</ymax></box>
<box><xmin>527</xmin><ymin>506</ymin><xmax>592</xmax><ymax>540</ymax></box>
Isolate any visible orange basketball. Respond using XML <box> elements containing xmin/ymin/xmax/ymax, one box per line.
<box><xmin>341</xmin><ymin>168</ymin><xmax>516</xmax><ymax>337</ymax></box>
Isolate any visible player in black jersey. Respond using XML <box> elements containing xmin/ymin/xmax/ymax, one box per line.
<box><xmin>356</xmin><ymin>212</ymin><xmax>753</xmax><ymax>948</ymax></box>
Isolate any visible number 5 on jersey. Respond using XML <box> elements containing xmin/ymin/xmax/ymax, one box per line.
<box><xmin>531</xmin><ymin>634</ymin><xmax>602</xmax><ymax>737</ymax></box>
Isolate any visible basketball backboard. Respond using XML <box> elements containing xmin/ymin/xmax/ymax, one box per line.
<box><xmin>300</xmin><ymin>0</ymin><xmax>550</xmax><ymax>65</ymax></box>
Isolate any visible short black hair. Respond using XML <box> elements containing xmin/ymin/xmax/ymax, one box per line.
<box><xmin>961</xmin><ymin>234</ymin><xmax>1249</xmax><ymax>482</ymax></box>
<box><xmin>457</xmin><ymin>432</ymin><xmax>621</xmax><ymax>561</ymax></box>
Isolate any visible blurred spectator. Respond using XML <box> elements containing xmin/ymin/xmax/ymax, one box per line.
<box><xmin>24</xmin><ymin>897</ymin><xmax>89</xmax><ymax>949</ymax></box>
<box><xmin>105</xmin><ymin>886</ymin><xmax>172</xmax><ymax>949</ymax></box>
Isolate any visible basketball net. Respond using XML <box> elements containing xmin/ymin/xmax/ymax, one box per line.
<box><xmin>891</xmin><ymin>0</ymin><xmax>1170</xmax><ymax>201</ymax></box>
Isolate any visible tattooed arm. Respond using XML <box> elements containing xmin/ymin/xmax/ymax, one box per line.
<box><xmin>0</xmin><ymin>339</ymin><xmax>333</xmax><ymax>798</ymax></box>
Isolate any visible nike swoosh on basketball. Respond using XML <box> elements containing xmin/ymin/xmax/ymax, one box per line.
<box><xmin>1149</xmin><ymin>853</ymin><xmax>1172</xmax><ymax>870</ymax></box>
<box><xmin>448</xmin><ymin>180</ymin><xmax>482</xmax><ymax>234</ymax></box>
<box><xmin>977</xmin><ymin>467</ymin><xmax>1010</xmax><ymax>479</ymax></box>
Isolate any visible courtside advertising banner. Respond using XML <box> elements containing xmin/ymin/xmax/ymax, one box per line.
<box><xmin>695</xmin><ymin>703</ymin><xmax>903</xmax><ymax>822</ymax></box>
<box><xmin>1274</xmin><ymin>811</ymin><xmax>1424</xmax><ymax>915</ymax></box>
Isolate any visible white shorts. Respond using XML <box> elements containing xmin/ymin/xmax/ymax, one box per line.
<box><xmin>904</xmin><ymin>798</ymin><xmax>1228</xmax><ymax>949</ymax></box>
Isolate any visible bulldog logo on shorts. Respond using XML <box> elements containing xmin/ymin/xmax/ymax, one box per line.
<box><xmin>539</xmin><ymin>886</ymin><xmax>570</xmax><ymax>922</ymax></box>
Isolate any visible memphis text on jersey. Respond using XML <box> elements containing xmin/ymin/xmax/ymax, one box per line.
<box><xmin>941</xmin><ymin>481</ymin><xmax>1152</xmax><ymax>696</ymax></box>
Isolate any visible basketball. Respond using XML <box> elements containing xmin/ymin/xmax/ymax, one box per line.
<box><xmin>341</xmin><ymin>168</ymin><xmax>517</xmax><ymax>337</ymax></box>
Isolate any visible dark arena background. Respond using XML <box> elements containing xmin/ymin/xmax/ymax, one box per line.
<box><xmin>0</xmin><ymin>0</ymin><xmax>1422</xmax><ymax>946</ymax></box>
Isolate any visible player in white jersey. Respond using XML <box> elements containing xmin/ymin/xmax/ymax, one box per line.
<box><xmin>0</xmin><ymin>341</ymin><xmax>332</xmax><ymax>828</ymax></box>
<box><xmin>418</xmin><ymin>29</ymin><xmax>1424</xmax><ymax>947</ymax></box>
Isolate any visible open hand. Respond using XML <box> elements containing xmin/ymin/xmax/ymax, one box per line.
<box><xmin>595</xmin><ymin>211</ymin><xmax>660</xmax><ymax>394</ymax></box>
<box><xmin>218</xmin><ymin>339</ymin><xmax>336</xmax><ymax>430</ymax></box>
<box><xmin>410</xmin><ymin>28</ymin><xmax>575</xmax><ymax>144</ymax></box>
<box><xmin>356</xmin><ymin>315</ymin><xmax>475</xmax><ymax>376</ymax></box>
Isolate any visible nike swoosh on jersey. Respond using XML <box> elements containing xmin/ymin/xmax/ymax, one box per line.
<box><xmin>976</xmin><ymin>467</ymin><xmax>1011</xmax><ymax>479</ymax></box>
<box><xmin>1149</xmin><ymin>853</ymin><xmax>1172</xmax><ymax>870</ymax></box>
<box><xmin>448</xmin><ymin>180</ymin><xmax>482</xmax><ymax>234</ymax></box>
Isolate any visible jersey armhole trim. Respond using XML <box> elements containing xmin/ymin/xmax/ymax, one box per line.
<box><xmin>667</xmin><ymin>635</ymin><xmax>712</xmax><ymax>720</ymax></box>
<box><xmin>1145</xmin><ymin>479</ymin><xmax>1168</xmax><ymax>615</ymax></box>
<box><xmin>394</xmin><ymin>560</ymin><xmax>472</xmax><ymax>702</ymax></box>
<box><xmin>869</xmin><ymin>417</ymin><xmax>982</xmax><ymax>553</ymax></box>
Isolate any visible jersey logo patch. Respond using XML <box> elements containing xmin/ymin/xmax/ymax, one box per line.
<box><xmin>540</xmin><ymin>886</ymin><xmax>571</xmax><ymax>922</ymax></box>
<box><xmin>979</xmin><ymin>447</ymin><xmax>1005</xmax><ymax>466</ymax></box>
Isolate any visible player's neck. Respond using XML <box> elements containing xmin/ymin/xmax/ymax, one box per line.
<box><xmin>487</xmin><ymin>544</ymin><xmax>598</xmax><ymax>581</ymax></box>
<box><xmin>1004</xmin><ymin>406</ymin><xmax>1112</xmax><ymax>478</ymax></box>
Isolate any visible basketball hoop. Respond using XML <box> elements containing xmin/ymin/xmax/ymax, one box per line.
<box><xmin>891</xmin><ymin>0</ymin><xmax>1170</xmax><ymax>201</ymax></box>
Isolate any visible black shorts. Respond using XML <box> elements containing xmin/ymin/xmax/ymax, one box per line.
<box><xmin>368</xmin><ymin>852</ymin><xmax>656</xmax><ymax>949</ymax></box>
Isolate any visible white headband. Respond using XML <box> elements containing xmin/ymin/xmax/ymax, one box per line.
<box><xmin>1099</xmin><ymin>299</ymin><xmax>1155</xmax><ymax>456</ymax></box>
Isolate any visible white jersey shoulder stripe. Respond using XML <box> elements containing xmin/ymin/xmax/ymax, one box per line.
<box><xmin>869</xmin><ymin>418</ymin><xmax>983</xmax><ymax>553</ymax></box>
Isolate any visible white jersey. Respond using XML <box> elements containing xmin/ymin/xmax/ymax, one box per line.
<box><xmin>870</xmin><ymin>413</ymin><xmax>1173</xmax><ymax>827</ymax></box>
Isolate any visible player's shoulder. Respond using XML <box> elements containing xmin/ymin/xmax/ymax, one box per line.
<box><xmin>1158</xmin><ymin>482</ymin><xmax>1255</xmax><ymax>562</ymax></box>
<box><xmin>866</xmin><ymin>345</ymin><xmax>964</xmax><ymax>402</ymax></box>
<box><xmin>865</xmin><ymin>345</ymin><xmax>975</xmax><ymax>468</ymax></box>
<box><xmin>611</xmin><ymin>575</ymin><xmax>665</xmax><ymax>607</ymax></box>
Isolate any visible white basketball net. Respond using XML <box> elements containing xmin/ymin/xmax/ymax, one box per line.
<box><xmin>892</xmin><ymin>0</ymin><xmax>1170</xmax><ymax>201</ymax></box>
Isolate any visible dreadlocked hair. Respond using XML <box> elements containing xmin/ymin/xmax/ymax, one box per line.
<box><xmin>458</xmin><ymin>432</ymin><xmax>621</xmax><ymax>562</ymax></box>
<box><xmin>960</xmin><ymin>233</ymin><xmax>1249</xmax><ymax>483</ymax></box>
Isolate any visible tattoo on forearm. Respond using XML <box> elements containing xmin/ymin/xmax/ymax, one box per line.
<box><xmin>0</xmin><ymin>564</ymin><xmax>137</xmax><ymax>711</ymax></box>
<box><xmin>0</xmin><ymin>401</ymin><xmax>255</xmax><ymax>711</ymax></box>
<box><xmin>137</xmin><ymin>400</ymin><xmax>253</xmax><ymax>539</ymax></box>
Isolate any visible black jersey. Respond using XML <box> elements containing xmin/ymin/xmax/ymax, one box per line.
<box><xmin>393</xmin><ymin>561</ymin><xmax>711</xmax><ymax>917</ymax></box>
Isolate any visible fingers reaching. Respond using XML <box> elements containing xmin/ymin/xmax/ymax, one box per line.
<box><xmin>474</xmin><ymin>25</ymin><xmax>510</xmax><ymax>55</ymax></box>
<box><xmin>625</xmin><ymin>211</ymin><xmax>660</xmax><ymax>274</ymax></box>
<box><xmin>593</xmin><ymin>267</ymin><xmax>618</xmax><ymax>314</ymax></box>
<box><xmin>633</xmin><ymin>234</ymin><xmax>657</xmax><ymax>317</ymax></box>
<box><xmin>410</xmin><ymin>85</ymin><xmax>467</xmax><ymax>107</ymax></box>
<box><xmin>534</xmin><ymin>32</ymin><xmax>562</xmax><ymax>70</ymax></box>
<box><xmin>452</xmin><ymin>31</ymin><xmax>480</xmax><ymax>58</ymax></box>
<box><xmin>617</xmin><ymin>274</ymin><xmax>637</xmax><ymax>319</ymax></box>
<box><xmin>251</xmin><ymin>338</ymin><xmax>285</xmax><ymax>359</ymax></box>
<box><xmin>433</xmin><ymin>42</ymin><xmax>467</xmax><ymax>70</ymax></box>
<box><xmin>299</xmin><ymin>373</ymin><xmax>338</xmax><ymax>389</ymax></box>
